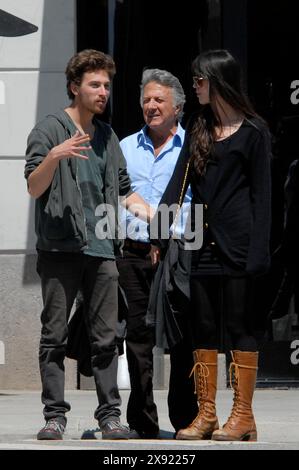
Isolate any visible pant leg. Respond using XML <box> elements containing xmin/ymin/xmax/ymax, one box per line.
<box><xmin>190</xmin><ymin>275</ymin><xmax>221</xmax><ymax>349</ymax></box>
<box><xmin>117</xmin><ymin>249</ymin><xmax>159</xmax><ymax>436</ymax></box>
<box><xmin>168</xmin><ymin>340</ymin><xmax>198</xmax><ymax>431</ymax></box>
<box><xmin>168</xmin><ymin>275</ymin><xmax>220</xmax><ymax>430</ymax></box>
<box><xmin>81</xmin><ymin>258</ymin><xmax>121</xmax><ymax>427</ymax></box>
<box><xmin>37</xmin><ymin>251</ymin><xmax>83</xmax><ymax>422</ymax></box>
<box><xmin>223</xmin><ymin>277</ymin><xmax>258</xmax><ymax>352</ymax></box>
<box><xmin>166</xmin><ymin>282</ymin><xmax>198</xmax><ymax>431</ymax></box>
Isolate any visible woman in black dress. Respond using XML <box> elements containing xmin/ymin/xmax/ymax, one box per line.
<box><xmin>152</xmin><ymin>50</ymin><xmax>272</xmax><ymax>441</ymax></box>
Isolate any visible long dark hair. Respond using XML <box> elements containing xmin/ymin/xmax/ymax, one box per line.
<box><xmin>190</xmin><ymin>49</ymin><xmax>259</xmax><ymax>175</ymax></box>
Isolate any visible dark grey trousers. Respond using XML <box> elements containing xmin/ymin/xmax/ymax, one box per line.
<box><xmin>117</xmin><ymin>249</ymin><xmax>159</xmax><ymax>437</ymax></box>
<box><xmin>37</xmin><ymin>251</ymin><xmax>121</xmax><ymax>426</ymax></box>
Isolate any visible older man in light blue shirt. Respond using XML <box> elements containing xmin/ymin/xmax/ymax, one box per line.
<box><xmin>120</xmin><ymin>122</ymin><xmax>190</xmax><ymax>241</ymax></box>
<box><xmin>117</xmin><ymin>69</ymin><xmax>197</xmax><ymax>439</ymax></box>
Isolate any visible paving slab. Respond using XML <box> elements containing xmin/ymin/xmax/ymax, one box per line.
<box><xmin>0</xmin><ymin>389</ymin><xmax>298</xmax><ymax>450</ymax></box>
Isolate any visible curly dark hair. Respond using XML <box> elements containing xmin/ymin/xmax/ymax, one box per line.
<box><xmin>65</xmin><ymin>49</ymin><xmax>116</xmax><ymax>100</ymax></box>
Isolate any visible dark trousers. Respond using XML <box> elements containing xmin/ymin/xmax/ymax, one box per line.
<box><xmin>37</xmin><ymin>251</ymin><xmax>121</xmax><ymax>426</ymax></box>
<box><xmin>190</xmin><ymin>275</ymin><xmax>257</xmax><ymax>351</ymax></box>
<box><xmin>117</xmin><ymin>247</ymin><xmax>159</xmax><ymax>436</ymax></box>
<box><xmin>168</xmin><ymin>340</ymin><xmax>198</xmax><ymax>431</ymax></box>
<box><xmin>117</xmin><ymin>244</ymin><xmax>198</xmax><ymax>434</ymax></box>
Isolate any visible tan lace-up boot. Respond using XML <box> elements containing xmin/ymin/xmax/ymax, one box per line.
<box><xmin>176</xmin><ymin>349</ymin><xmax>219</xmax><ymax>440</ymax></box>
<box><xmin>212</xmin><ymin>350</ymin><xmax>258</xmax><ymax>442</ymax></box>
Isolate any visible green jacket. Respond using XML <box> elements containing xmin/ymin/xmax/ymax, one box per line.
<box><xmin>25</xmin><ymin>110</ymin><xmax>133</xmax><ymax>254</ymax></box>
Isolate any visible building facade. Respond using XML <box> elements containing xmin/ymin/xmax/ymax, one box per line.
<box><xmin>0</xmin><ymin>0</ymin><xmax>299</xmax><ymax>389</ymax></box>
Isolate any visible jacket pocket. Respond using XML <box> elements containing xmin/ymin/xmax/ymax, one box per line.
<box><xmin>43</xmin><ymin>206</ymin><xmax>79</xmax><ymax>240</ymax></box>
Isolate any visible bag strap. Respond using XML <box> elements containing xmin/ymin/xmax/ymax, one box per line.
<box><xmin>172</xmin><ymin>159</ymin><xmax>191</xmax><ymax>235</ymax></box>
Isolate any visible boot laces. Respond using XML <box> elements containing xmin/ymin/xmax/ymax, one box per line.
<box><xmin>189</xmin><ymin>361</ymin><xmax>216</xmax><ymax>415</ymax></box>
<box><xmin>190</xmin><ymin>361</ymin><xmax>209</xmax><ymax>400</ymax></box>
<box><xmin>229</xmin><ymin>361</ymin><xmax>241</xmax><ymax>418</ymax></box>
<box><xmin>228</xmin><ymin>355</ymin><xmax>258</xmax><ymax>420</ymax></box>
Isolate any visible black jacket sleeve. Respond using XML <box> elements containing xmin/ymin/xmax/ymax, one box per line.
<box><xmin>246</xmin><ymin>125</ymin><xmax>272</xmax><ymax>276</ymax></box>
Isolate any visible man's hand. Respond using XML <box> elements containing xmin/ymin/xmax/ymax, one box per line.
<box><xmin>123</xmin><ymin>192</ymin><xmax>154</xmax><ymax>223</ymax></box>
<box><xmin>28</xmin><ymin>131</ymin><xmax>91</xmax><ymax>198</ymax></box>
<box><xmin>49</xmin><ymin>130</ymin><xmax>91</xmax><ymax>161</ymax></box>
<box><xmin>150</xmin><ymin>244</ymin><xmax>160</xmax><ymax>266</ymax></box>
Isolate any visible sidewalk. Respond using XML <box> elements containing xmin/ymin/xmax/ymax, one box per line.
<box><xmin>0</xmin><ymin>389</ymin><xmax>298</xmax><ymax>450</ymax></box>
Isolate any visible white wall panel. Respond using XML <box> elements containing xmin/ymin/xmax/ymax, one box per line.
<box><xmin>0</xmin><ymin>159</ymin><xmax>36</xmax><ymax>250</ymax></box>
<box><xmin>0</xmin><ymin>0</ymin><xmax>75</xmax><ymax>249</ymax></box>
<box><xmin>0</xmin><ymin>0</ymin><xmax>77</xmax><ymax>389</ymax></box>
<box><xmin>0</xmin><ymin>71</ymin><xmax>68</xmax><ymax>156</ymax></box>
<box><xmin>0</xmin><ymin>0</ymin><xmax>75</xmax><ymax>70</ymax></box>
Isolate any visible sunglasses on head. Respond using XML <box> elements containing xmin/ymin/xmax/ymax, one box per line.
<box><xmin>192</xmin><ymin>75</ymin><xmax>207</xmax><ymax>87</ymax></box>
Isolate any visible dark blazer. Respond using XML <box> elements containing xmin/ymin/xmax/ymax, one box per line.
<box><xmin>151</xmin><ymin>114</ymin><xmax>272</xmax><ymax>277</ymax></box>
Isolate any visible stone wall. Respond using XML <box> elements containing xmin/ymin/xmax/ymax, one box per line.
<box><xmin>0</xmin><ymin>0</ymin><xmax>76</xmax><ymax>389</ymax></box>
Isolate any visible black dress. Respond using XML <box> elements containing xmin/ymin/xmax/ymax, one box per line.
<box><xmin>163</xmin><ymin>117</ymin><xmax>272</xmax><ymax>278</ymax></box>
<box><xmin>190</xmin><ymin>126</ymin><xmax>252</xmax><ymax>276</ymax></box>
<box><xmin>149</xmin><ymin>116</ymin><xmax>272</xmax><ymax>350</ymax></box>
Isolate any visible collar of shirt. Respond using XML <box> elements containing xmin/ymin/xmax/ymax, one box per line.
<box><xmin>120</xmin><ymin>123</ymin><xmax>190</xmax><ymax>242</ymax></box>
<box><xmin>137</xmin><ymin>123</ymin><xmax>184</xmax><ymax>159</ymax></box>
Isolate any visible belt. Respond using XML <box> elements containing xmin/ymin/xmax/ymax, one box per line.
<box><xmin>124</xmin><ymin>238</ymin><xmax>151</xmax><ymax>253</ymax></box>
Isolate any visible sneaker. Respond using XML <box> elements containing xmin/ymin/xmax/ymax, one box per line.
<box><xmin>101</xmin><ymin>420</ymin><xmax>136</xmax><ymax>440</ymax></box>
<box><xmin>127</xmin><ymin>428</ymin><xmax>141</xmax><ymax>439</ymax></box>
<box><xmin>37</xmin><ymin>418</ymin><xmax>65</xmax><ymax>440</ymax></box>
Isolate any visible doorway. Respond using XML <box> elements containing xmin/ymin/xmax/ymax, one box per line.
<box><xmin>76</xmin><ymin>0</ymin><xmax>299</xmax><ymax>386</ymax></box>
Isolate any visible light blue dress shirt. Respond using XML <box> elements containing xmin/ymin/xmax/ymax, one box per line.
<box><xmin>120</xmin><ymin>123</ymin><xmax>191</xmax><ymax>242</ymax></box>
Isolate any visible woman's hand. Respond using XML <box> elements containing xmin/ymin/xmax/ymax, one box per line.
<box><xmin>150</xmin><ymin>245</ymin><xmax>161</xmax><ymax>266</ymax></box>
